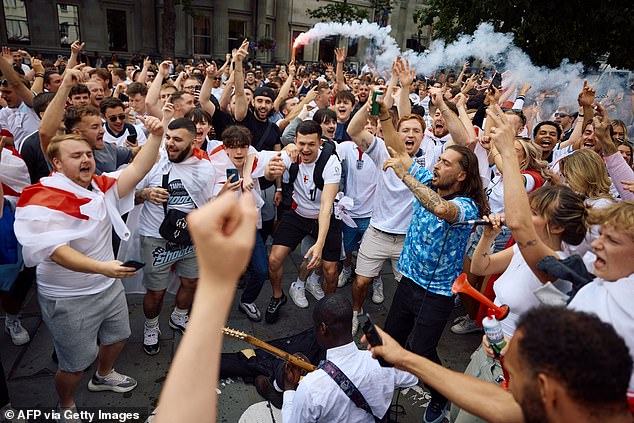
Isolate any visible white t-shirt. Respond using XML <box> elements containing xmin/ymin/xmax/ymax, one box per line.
<box><xmin>103</xmin><ymin>123</ymin><xmax>148</xmax><ymax>147</ymax></box>
<box><xmin>365</xmin><ymin>137</ymin><xmax>416</xmax><ymax>234</ymax></box>
<box><xmin>494</xmin><ymin>245</ymin><xmax>568</xmax><ymax>337</ymax></box>
<box><xmin>568</xmin><ymin>274</ymin><xmax>634</xmax><ymax>392</ymax></box>
<box><xmin>485</xmin><ymin>166</ymin><xmax>536</xmax><ymax>214</ymax></box>
<box><xmin>281</xmin><ymin>148</ymin><xmax>341</xmax><ymax>219</ymax></box>
<box><xmin>37</xmin><ymin>180</ymin><xmax>133</xmax><ymax>298</ymax></box>
<box><xmin>137</xmin><ymin>154</ymin><xmax>216</xmax><ymax>238</ymax></box>
<box><xmin>0</xmin><ymin>103</ymin><xmax>40</xmax><ymax>152</ymax></box>
<box><xmin>336</xmin><ymin>141</ymin><xmax>378</xmax><ymax>218</ymax></box>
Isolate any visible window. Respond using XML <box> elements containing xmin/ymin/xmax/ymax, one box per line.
<box><xmin>3</xmin><ymin>0</ymin><xmax>30</xmax><ymax>43</ymax></box>
<box><xmin>228</xmin><ymin>20</ymin><xmax>246</xmax><ymax>52</ymax></box>
<box><xmin>192</xmin><ymin>15</ymin><xmax>211</xmax><ymax>55</ymax></box>
<box><xmin>106</xmin><ymin>9</ymin><xmax>127</xmax><ymax>51</ymax></box>
<box><xmin>57</xmin><ymin>4</ymin><xmax>79</xmax><ymax>47</ymax></box>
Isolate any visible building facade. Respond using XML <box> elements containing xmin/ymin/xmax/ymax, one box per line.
<box><xmin>0</xmin><ymin>0</ymin><xmax>432</xmax><ymax>65</ymax></box>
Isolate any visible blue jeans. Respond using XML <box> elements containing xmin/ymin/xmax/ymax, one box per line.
<box><xmin>241</xmin><ymin>232</ymin><xmax>268</xmax><ymax>304</ymax></box>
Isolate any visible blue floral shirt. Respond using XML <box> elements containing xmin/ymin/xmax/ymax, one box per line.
<box><xmin>398</xmin><ymin>163</ymin><xmax>479</xmax><ymax>296</ymax></box>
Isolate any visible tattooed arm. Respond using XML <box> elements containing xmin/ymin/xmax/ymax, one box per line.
<box><xmin>400</xmin><ymin>173</ymin><xmax>460</xmax><ymax>223</ymax></box>
<box><xmin>383</xmin><ymin>149</ymin><xmax>460</xmax><ymax>223</ymax></box>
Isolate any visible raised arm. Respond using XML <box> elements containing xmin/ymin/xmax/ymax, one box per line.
<box><xmin>383</xmin><ymin>144</ymin><xmax>461</xmax><ymax>223</ymax></box>
<box><xmin>39</xmin><ymin>69</ymin><xmax>83</xmax><ymax>154</ymax></box>
<box><xmin>66</xmin><ymin>40</ymin><xmax>84</xmax><ymax>72</ymax></box>
<box><xmin>429</xmin><ymin>87</ymin><xmax>471</xmax><ymax>147</ymax></box>
<box><xmin>116</xmin><ymin>115</ymin><xmax>164</xmax><ymax>197</ymax></box>
<box><xmin>200</xmin><ymin>63</ymin><xmax>218</xmax><ymax>118</ymax></box>
<box><xmin>274</xmin><ymin>61</ymin><xmax>296</xmax><ymax>112</ymax></box>
<box><xmin>233</xmin><ymin>40</ymin><xmax>249</xmax><ymax>122</ymax></box>
<box><xmin>396</xmin><ymin>57</ymin><xmax>414</xmax><ymax>118</ymax></box>
<box><xmin>218</xmin><ymin>69</ymin><xmax>235</xmax><ymax>114</ymax></box>
<box><xmin>154</xmin><ymin>193</ymin><xmax>257</xmax><ymax>423</ymax></box>
<box><xmin>334</xmin><ymin>48</ymin><xmax>347</xmax><ymax>93</ymax></box>
<box><xmin>347</xmin><ymin>97</ymin><xmax>375</xmax><ymax>152</ymax></box>
<box><xmin>0</xmin><ymin>47</ymin><xmax>34</xmax><ymax>107</ymax></box>
<box><xmin>488</xmin><ymin>105</ymin><xmax>559</xmax><ymax>283</ymax></box>
<box><xmin>30</xmin><ymin>58</ymin><xmax>45</xmax><ymax>95</ymax></box>
<box><xmin>145</xmin><ymin>60</ymin><xmax>171</xmax><ymax>118</ymax></box>
<box><xmin>366</xmin><ymin>326</ymin><xmax>524</xmax><ymax>423</ymax></box>
<box><xmin>137</xmin><ymin>57</ymin><xmax>152</xmax><ymax>85</ymax></box>
<box><xmin>454</xmin><ymin>93</ymin><xmax>478</xmax><ymax>146</ymax></box>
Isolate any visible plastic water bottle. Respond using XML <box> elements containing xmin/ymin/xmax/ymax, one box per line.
<box><xmin>482</xmin><ymin>314</ymin><xmax>507</xmax><ymax>356</ymax></box>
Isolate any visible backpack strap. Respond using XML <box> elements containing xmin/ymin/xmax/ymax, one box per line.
<box><xmin>161</xmin><ymin>172</ymin><xmax>169</xmax><ymax>215</ymax></box>
<box><xmin>313</xmin><ymin>140</ymin><xmax>338</xmax><ymax>191</ymax></box>
<box><xmin>318</xmin><ymin>360</ymin><xmax>383</xmax><ymax>421</ymax></box>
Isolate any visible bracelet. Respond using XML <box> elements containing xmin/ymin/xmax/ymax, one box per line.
<box><xmin>380</xmin><ymin>116</ymin><xmax>391</xmax><ymax>122</ymax></box>
<box><xmin>578</xmin><ymin>114</ymin><xmax>584</xmax><ymax>117</ymax></box>
<box><xmin>276</xmin><ymin>188</ymin><xmax>282</xmax><ymax>192</ymax></box>
<box><xmin>34</xmin><ymin>73</ymin><xmax>44</xmax><ymax>78</ymax></box>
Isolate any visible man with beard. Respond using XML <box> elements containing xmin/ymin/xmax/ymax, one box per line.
<box><xmin>235</xmin><ymin>48</ymin><xmax>283</xmax><ymax>241</ymax></box>
<box><xmin>40</xmin><ymin>69</ymin><xmax>134</xmax><ymax>174</ymax></box>
<box><xmin>367</xmin><ymin>306</ymin><xmax>633</xmax><ymax>423</ymax></box>
<box><xmin>381</xmin><ymin>104</ymin><xmax>487</xmax><ymax>422</ymax></box>
<box><xmin>14</xmin><ymin>114</ymin><xmax>165</xmax><ymax>420</ymax></box>
<box><xmin>135</xmin><ymin>118</ymin><xmax>216</xmax><ymax>355</ymax></box>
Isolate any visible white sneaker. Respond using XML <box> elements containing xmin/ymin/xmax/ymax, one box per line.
<box><xmin>450</xmin><ymin>315</ymin><xmax>482</xmax><ymax>334</ymax></box>
<box><xmin>305</xmin><ymin>274</ymin><xmax>325</xmax><ymax>300</ymax></box>
<box><xmin>351</xmin><ymin>309</ymin><xmax>363</xmax><ymax>335</ymax></box>
<box><xmin>289</xmin><ymin>282</ymin><xmax>309</xmax><ymax>308</ymax></box>
<box><xmin>143</xmin><ymin>324</ymin><xmax>161</xmax><ymax>355</ymax></box>
<box><xmin>87</xmin><ymin>369</ymin><xmax>138</xmax><ymax>393</ymax></box>
<box><xmin>337</xmin><ymin>266</ymin><xmax>352</xmax><ymax>288</ymax></box>
<box><xmin>5</xmin><ymin>319</ymin><xmax>30</xmax><ymax>346</ymax></box>
<box><xmin>452</xmin><ymin>314</ymin><xmax>468</xmax><ymax>324</ymax></box>
<box><xmin>371</xmin><ymin>277</ymin><xmax>384</xmax><ymax>304</ymax></box>
<box><xmin>168</xmin><ymin>312</ymin><xmax>189</xmax><ymax>333</ymax></box>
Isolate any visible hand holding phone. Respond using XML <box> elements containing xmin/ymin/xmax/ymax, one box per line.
<box><xmin>226</xmin><ymin>168</ymin><xmax>239</xmax><ymax>183</ymax></box>
<box><xmin>361</xmin><ymin>314</ymin><xmax>393</xmax><ymax>367</ymax></box>
<box><xmin>121</xmin><ymin>260</ymin><xmax>145</xmax><ymax>271</ymax></box>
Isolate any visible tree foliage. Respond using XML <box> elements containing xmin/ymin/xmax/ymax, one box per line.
<box><xmin>306</xmin><ymin>2</ymin><xmax>369</xmax><ymax>24</ymax></box>
<box><xmin>417</xmin><ymin>0</ymin><xmax>634</xmax><ymax>69</ymax></box>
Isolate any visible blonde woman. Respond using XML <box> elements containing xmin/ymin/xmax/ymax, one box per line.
<box><xmin>559</xmin><ymin>149</ymin><xmax>615</xmax><ymax>260</ymax></box>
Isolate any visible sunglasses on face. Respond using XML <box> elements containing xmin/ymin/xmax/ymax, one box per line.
<box><xmin>108</xmin><ymin>114</ymin><xmax>127</xmax><ymax>123</ymax></box>
<box><xmin>0</xmin><ymin>80</ymin><xmax>8</xmax><ymax>87</ymax></box>
<box><xmin>213</xmin><ymin>77</ymin><xmax>222</xmax><ymax>81</ymax></box>
<box><xmin>554</xmin><ymin>113</ymin><xmax>569</xmax><ymax>118</ymax></box>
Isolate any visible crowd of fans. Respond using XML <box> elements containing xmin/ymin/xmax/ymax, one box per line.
<box><xmin>1</xmin><ymin>38</ymin><xmax>633</xmax><ymax>423</ymax></box>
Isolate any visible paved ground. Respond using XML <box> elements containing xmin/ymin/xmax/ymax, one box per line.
<box><xmin>1</xmin><ymin>249</ymin><xmax>481</xmax><ymax>422</ymax></box>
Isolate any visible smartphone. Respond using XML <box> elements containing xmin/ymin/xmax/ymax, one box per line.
<box><xmin>226</xmin><ymin>168</ymin><xmax>239</xmax><ymax>183</ymax></box>
<box><xmin>361</xmin><ymin>314</ymin><xmax>392</xmax><ymax>367</ymax></box>
<box><xmin>122</xmin><ymin>260</ymin><xmax>145</xmax><ymax>270</ymax></box>
<box><xmin>489</xmin><ymin>71</ymin><xmax>502</xmax><ymax>90</ymax></box>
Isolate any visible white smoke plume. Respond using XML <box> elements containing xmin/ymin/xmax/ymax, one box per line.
<box><xmin>295</xmin><ymin>21</ymin><xmax>630</xmax><ymax>109</ymax></box>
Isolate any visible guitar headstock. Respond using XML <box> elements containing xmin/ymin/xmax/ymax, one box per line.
<box><xmin>222</xmin><ymin>327</ymin><xmax>247</xmax><ymax>340</ymax></box>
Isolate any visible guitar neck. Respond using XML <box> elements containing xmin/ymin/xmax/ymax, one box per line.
<box><xmin>223</xmin><ymin>329</ymin><xmax>316</xmax><ymax>372</ymax></box>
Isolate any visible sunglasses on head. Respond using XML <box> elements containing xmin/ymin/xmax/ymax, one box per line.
<box><xmin>108</xmin><ymin>114</ymin><xmax>127</xmax><ymax>123</ymax></box>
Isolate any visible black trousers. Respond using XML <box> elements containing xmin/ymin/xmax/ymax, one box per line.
<box><xmin>383</xmin><ymin>277</ymin><xmax>454</xmax><ymax>403</ymax></box>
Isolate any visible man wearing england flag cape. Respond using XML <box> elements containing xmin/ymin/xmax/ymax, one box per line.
<box><xmin>14</xmin><ymin>115</ymin><xmax>165</xmax><ymax>420</ymax></box>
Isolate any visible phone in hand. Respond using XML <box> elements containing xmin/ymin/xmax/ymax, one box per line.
<box><xmin>361</xmin><ymin>314</ymin><xmax>392</xmax><ymax>367</ymax></box>
<box><xmin>226</xmin><ymin>168</ymin><xmax>239</xmax><ymax>183</ymax></box>
<box><xmin>122</xmin><ymin>260</ymin><xmax>145</xmax><ymax>270</ymax></box>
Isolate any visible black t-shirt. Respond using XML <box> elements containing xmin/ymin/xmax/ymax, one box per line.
<box><xmin>211</xmin><ymin>109</ymin><xmax>236</xmax><ymax>141</ymax></box>
<box><xmin>238</xmin><ymin>109</ymin><xmax>282</xmax><ymax>152</ymax></box>
<box><xmin>20</xmin><ymin>131</ymin><xmax>51</xmax><ymax>184</ymax></box>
